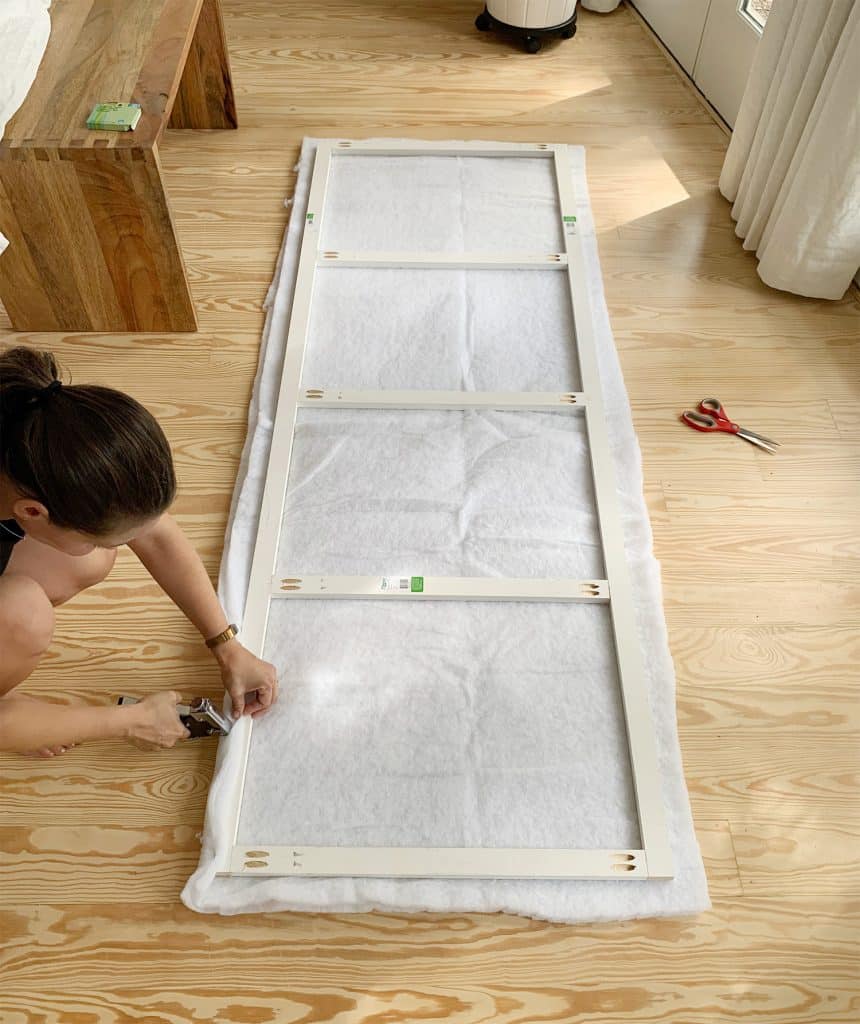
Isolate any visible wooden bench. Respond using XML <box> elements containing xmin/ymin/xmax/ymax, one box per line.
<box><xmin>0</xmin><ymin>0</ymin><xmax>237</xmax><ymax>332</ymax></box>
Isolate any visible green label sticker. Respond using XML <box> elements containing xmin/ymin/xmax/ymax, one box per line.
<box><xmin>306</xmin><ymin>213</ymin><xmax>314</xmax><ymax>222</ymax></box>
<box><xmin>410</xmin><ymin>576</ymin><xmax>424</xmax><ymax>593</ymax></box>
<box><xmin>563</xmin><ymin>215</ymin><xmax>577</xmax><ymax>223</ymax></box>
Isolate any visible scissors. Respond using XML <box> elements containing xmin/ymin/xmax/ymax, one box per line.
<box><xmin>681</xmin><ymin>398</ymin><xmax>779</xmax><ymax>454</ymax></box>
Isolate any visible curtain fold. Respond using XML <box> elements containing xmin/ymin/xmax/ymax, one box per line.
<box><xmin>720</xmin><ymin>0</ymin><xmax>860</xmax><ymax>299</ymax></box>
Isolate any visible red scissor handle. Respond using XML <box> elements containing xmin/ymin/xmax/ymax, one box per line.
<box><xmin>681</xmin><ymin>410</ymin><xmax>738</xmax><ymax>435</ymax></box>
<box><xmin>699</xmin><ymin>397</ymin><xmax>739</xmax><ymax>432</ymax></box>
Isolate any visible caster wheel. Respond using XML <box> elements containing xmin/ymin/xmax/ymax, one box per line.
<box><xmin>475</xmin><ymin>11</ymin><xmax>491</xmax><ymax>31</ymax></box>
<box><xmin>561</xmin><ymin>26</ymin><xmax>576</xmax><ymax>39</ymax></box>
<box><xmin>525</xmin><ymin>36</ymin><xmax>541</xmax><ymax>53</ymax></box>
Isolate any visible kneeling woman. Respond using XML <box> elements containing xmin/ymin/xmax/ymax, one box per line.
<box><xmin>0</xmin><ymin>347</ymin><xmax>277</xmax><ymax>755</ymax></box>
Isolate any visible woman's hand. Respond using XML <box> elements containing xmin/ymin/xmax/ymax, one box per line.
<box><xmin>213</xmin><ymin>640</ymin><xmax>278</xmax><ymax>719</ymax></box>
<box><xmin>129</xmin><ymin>518</ymin><xmax>278</xmax><ymax>720</ymax></box>
<box><xmin>125</xmin><ymin>691</ymin><xmax>190</xmax><ymax>750</ymax></box>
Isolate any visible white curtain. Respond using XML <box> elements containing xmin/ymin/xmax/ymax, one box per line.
<box><xmin>720</xmin><ymin>0</ymin><xmax>860</xmax><ymax>299</ymax></box>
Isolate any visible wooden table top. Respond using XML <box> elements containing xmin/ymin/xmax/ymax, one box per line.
<box><xmin>3</xmin><ymin>0</ymin><xmax>204</xmax><ymax>151</ymax></box>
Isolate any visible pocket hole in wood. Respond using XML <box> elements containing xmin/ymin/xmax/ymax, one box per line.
<box><xmin>244</xmin><ymin>860</ymin><xmax>268</xmax><ymax>869</ymax></box>
<box><xmin>612</xmin><ymin>862</ymin><xmax>636</xmax><ymax>872</ymax></box>
<box><xmin>246</xmin><ymin>850</ymin><xmax>269</xmax><ymax>858</ymax></box>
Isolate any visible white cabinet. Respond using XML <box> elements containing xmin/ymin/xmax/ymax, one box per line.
<box><xmin>692</xmin><ymin>0</ymin><xmax>763</xmax><ymax>127</ymax></box>
<box><xmin>631</xmin><ymin>0</ymin><xmax>767</xmax><ymax>128</ymax></box>
<box><xmin>630</xmin><ymin>0</ymin><xmax>712</xmax><ymax>74</ymax></box>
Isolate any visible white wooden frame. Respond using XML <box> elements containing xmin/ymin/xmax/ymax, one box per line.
<box><xmin>274</xmin><ymin>576</ymin><xmax>609</xmax><ymax>602</ymax></box>
<box><xmin>218</xmin><ymin>140</ymin><xmax>673</xmax><ymax>882</ymax></box>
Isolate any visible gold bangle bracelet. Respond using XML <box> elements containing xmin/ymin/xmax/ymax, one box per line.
<box><xmin>205</xmin><ymin>623</ymin><xmax>238</xmax><ymax>649</ymax></box>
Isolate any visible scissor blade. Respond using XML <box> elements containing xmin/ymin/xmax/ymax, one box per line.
<box><xmin>739</xmin><ymin>425</ymin><xmax>780</xmax><ymax>446</ymax></box>
<box><xmin>737</xmin><ymin>429</ymin><xmax>777</xmax><ymax>453</ymax></box>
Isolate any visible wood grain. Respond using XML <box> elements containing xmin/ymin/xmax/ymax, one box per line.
<box><xmin>0</xmin><ymin>743</ymin><xmax>214</xmax><ymax>826</ymax></box>
<box><xmin>169</xmin><ymin>0</ymin><xmax>239</xmax><ymax>129</ymax></box>
<box><xmin>733</xmin><ymin>818</ymin><xmax>860</xmax><ymax>895</ymax></box>
<box><xmin>0</xmin><ymin>152</ymin><xmax>126</xmax><ymax>331</ymax></box>
<box><xmin>0</xmin><ymin>0</ymin><xmax>239</xmax><ymax>331</ymax></box>
<box><xmin>1</xmin><ymin>900</ymin><xmax>859</xmax><ymax>1022</ymax></box>
<box><xmin>0</xmin><ymin>0</ymin><xmax>858</xmax><ymax>1019</ymax></box>
<box><xmin>0</xmin><ymin>825</ymin><xmax>203</xmax><ymax>903</ymax></box>
<box><xmin>673</xmin><ymin>626</ymin><xmax>860</xmax><ymax>733</ymax></box>
<box><xmin>2</xmin><ymin>0</ymin><xmax>202</xmax><ymax>150</ymax></box>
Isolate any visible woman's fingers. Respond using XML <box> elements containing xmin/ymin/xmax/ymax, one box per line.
<box><xmin>220</xmin><ymin>648</ymin><xmax>280</xmax><ymax>719</ymax></box>
<box><xmin>23</xmin><ymin>745</ymin><xmax>69</xmax><ymax>758</ymax></box>
<box><xmin>241</xmin><ymin>683</ymin><xmax>277</xmax><ymax>718</ymax></box>
<box><xmin>247</xmin><ymin>675</ymin><xmax>277</xmax><ymax>717</ymax></box>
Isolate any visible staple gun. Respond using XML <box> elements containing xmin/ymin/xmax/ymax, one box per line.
<box><xmin>116</xmin><ymin>695</ymin><xmax>232</xmax><ymax>738</ymax></box>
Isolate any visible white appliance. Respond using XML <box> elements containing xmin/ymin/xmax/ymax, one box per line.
<box><xmin>477</xmin><ymin>1</ymin><xmax>578</xmax><ymax>51</ymax></box>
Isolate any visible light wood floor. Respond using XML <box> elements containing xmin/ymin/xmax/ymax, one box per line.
<box><xmin>2</xmin><ymin>1</ymin><xmax>859</xmax><ymax>1020</ymax></box>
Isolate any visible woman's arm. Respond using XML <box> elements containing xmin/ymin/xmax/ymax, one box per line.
<box><xmin>0</xmin><ymin>692</ymin><xmax>189</xmax><ymax>754</ymax></box>
<box><xmin>129</xmin><ymin>514</ymin><xmax>278</xmax><ymax>718</ymax></box>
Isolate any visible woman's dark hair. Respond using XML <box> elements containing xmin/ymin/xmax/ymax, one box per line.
<box><xmin>0</xmin><ymin>347</ymin><xmax>176</xmax><ymax>535</ymax></box>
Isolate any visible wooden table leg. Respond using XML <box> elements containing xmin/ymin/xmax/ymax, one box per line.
<box><xmin>0</xmin><ymin>147</ymin><xmax>197</xmax><ymax>332</ymax></box>
<box><xmin>169</xmin><ymin>0</ymin><xmax>238</xmax><ymax>130</ymax></box>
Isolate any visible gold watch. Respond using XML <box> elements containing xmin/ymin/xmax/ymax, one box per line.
<box><xmin>205</xmin><ymin>623</ymin><xmax>238</xmax><ymax>649</ymax></box>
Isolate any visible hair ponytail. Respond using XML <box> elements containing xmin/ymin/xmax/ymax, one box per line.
<box><xmin>0</xmin><ymin>346</ymin><xmax>176</xmax><ymax>535</ymax></box>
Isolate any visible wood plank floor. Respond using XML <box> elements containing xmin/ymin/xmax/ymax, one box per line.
<box><xmin>2</xmin><ymin>1</ymin><xmax>859</xmax><ymax>1020</ymax></box>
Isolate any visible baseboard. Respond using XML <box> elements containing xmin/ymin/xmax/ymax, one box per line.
<box><xmin>623</xmin><ymin>1</ymin><xmax>731</xmax><ymax>137</ymax></box>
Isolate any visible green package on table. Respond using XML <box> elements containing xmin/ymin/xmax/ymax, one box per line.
<box><xmin>86</xmin><ymin>102</ymin><xmax>142</xmax><ymax>131</ymax></box>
